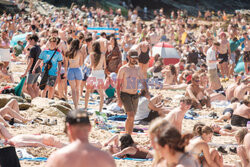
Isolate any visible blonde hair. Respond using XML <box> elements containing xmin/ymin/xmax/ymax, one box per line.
<box><xmin>235</xmin><ymin>128</ymin><xmax>248</xmax><ymax>144</ymax></box>
<box><xmin>149</xmin><ymin>118</ymin><xmax>169</xmax><ymax>167</ymax></box>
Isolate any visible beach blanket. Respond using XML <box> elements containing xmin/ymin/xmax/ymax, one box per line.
<box><xmin>17</xmin><ymin>148</ymin><xmax>47</xmax><ymax>162</ymax></box>
<box><xmin>108</xmin><ymin>115</ymin><xmax>127</xmax><ymax>121</ymax></box>
<box><xmin>211</xmin><ymin>100</ymin><xmax>230</xmax><ymax>108</ymax></box>
<box><xmin>114</xmin><ymin>157</ymin><xmax>152</xmax><ymax>162</ymax></box>
<box><xmin>184</xmin><ymin>110</ymin><xmax>199</xmax><ymax>120</ymax></box>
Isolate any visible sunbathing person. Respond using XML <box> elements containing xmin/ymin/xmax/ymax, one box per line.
<box><xmin>185</xmin><ymin>73</ymin><xmax>211</xmax><ymax>109</ymax></box>
<box><xmin>179</xmin><ymin>64</ymin><xmax>194</xmax><ymax>84</ymax></box>
<box><xmin>0</xmin><ymin>99</ymin><xmax>28</xmax><ymax>127</ymax></box>
<box><xmin>0</xmin><ymin>61</ymin><xmax>13</xmax><ymax>83</ymax></box>
<box><xmin>186</xmin><ymin>124</ymin><xmax>224</xmax><ymax>167</ymax></box>
<box><xmin>231</xmin><ymin>95</ymin><xmax>250</xmax><ymax>127</ymax></box>
<box><xmin>199</xmin><ymin>73</ymin><xmax>226</xmax><ymax>101</ymax></box>
<box><xmin>109</xmin><ymin>134</ymin><xmax>153</xmax><ymax>159</ymax></box>
<box><xmin>162</xmin><ymin>65</ymin><xmax>178</xmax><ymax>85</ymax></box>
<box><xmin>134</xmin><ymin>90</ymin><xmax>171</xmax><ymax>124</ymax></box>
<box><xmin>234</xmin><ymin>78</ymin><xmax>250</xmax><ymax>101</ymax></box>
<box><xmin>0</xmin><ymin>123</ymin><xmax>65</xmax><ymax>148</ymax></box>
<box><xmin>153</xmin><ymin>119</ymin><xmax>199</xmax><ymax>167</ymax></box>
<box><xmin>164</xmin><ymin>97</ymin><xmax>192</xmax><ymax>132</ymax></box>
<box><xmin>238</xmin><ymin>132</ymin><xmax>250</xmax><ymax>167</ymax></box>
<box><xmin>225</xmin><ymin>75</ymin><xmax>241</xmax><ymax>101</ymax></box>
<box><xmin>211</xmin><ymin>123</ymin><xmax>237</xmax><ymax>136</ymax></box>
<box><xmin>215</xmin><ymin>97</ymin><xmax>240</xmax><ymax>122</ymax></box>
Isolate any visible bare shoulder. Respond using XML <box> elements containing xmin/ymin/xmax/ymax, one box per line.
<box><xmin>46</xmin><ymin>146</ymin><xmax>73</xmax><ymax>167</ymax></box>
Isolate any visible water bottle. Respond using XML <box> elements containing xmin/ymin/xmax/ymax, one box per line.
<box><xmin>247</xmin><ymin>121</ymin><xmax>250</xmax><ymax>129</ymax></box>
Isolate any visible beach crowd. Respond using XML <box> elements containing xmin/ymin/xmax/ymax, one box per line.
<box><xmin>0</xmin><ymin>1</ymin><xmax>250</xmax><ymax>167</ymax></box>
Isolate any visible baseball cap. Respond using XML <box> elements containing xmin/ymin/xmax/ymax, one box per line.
<box><xmin>128</xmin><ymin>49</ymin><xmax>139</xmax><ymax>58</ymax></box>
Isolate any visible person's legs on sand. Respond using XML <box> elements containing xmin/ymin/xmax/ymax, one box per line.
<box><xmin>97</xmin><ymin>89</ymin><xmax>104</xmax><ymax>112</ymax></box>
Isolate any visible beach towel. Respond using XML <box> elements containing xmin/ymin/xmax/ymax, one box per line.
<box><xmin>108</xmin><ymin>115</ymin><xmax>127</xmax><ymax>121</ymax></box>
<box><xmin>0</xmin><ymin>146</ymin><xmax>21</xmax><ymax>167</ymax></box>
<box><xmin>114</xmin><ymin>157</ymin><xmax>152</xmax><ymax>162</ymax></box>
<box><xmin>14</xmin><ymin>77</ymin><xmax>26</xmax><ymax>96</ymax></box>
<box><xmin>17</xmin><ymin>148</ymin><xmax>48</xmax><ymax>162</ymax></box>
<box><xmin>211</xmin><ymin>100</ymin><xmax>230</xmax><ymax>108</ymax></box>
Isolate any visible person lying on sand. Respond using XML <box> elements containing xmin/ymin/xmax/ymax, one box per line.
<box><xmin>186</xmin><ymin>123</ymin><xmax>224</xmax><ymax>167</ymax></box>
<box><xmin>0</xmin><ymin>123</ymin><xmax>65</xmax><ymax>148</ymax></box>
<box><xmin>231</xmin><ymin>95</ymin><xmax>250</xmax><ymax>127</ymax></box>
<box><xmin>134</xmin><ymin>90</ymin><xmax>171</xmax><ymax>124</ymax></box>
<box><xmin>211</xmin><ymin>123</ymin><xmax>237</xmax><ymax>136</ymax></box>
<box><xmin>104</xmin><ymin>134</ymin><xmax>153</xmax><ymax>159</ymax></box>
<box><xmin>233</xmin><ymin>78</ymin><xmax>250</xmax><ymax>101</ymax></box>
<box><xmin>0</xmin><ymin>99</ymin><xmax>28</xmax><ymax>127</ymax></box>
<box><xmin>216</xmin><ymin>97</ymin><xmax>240</xmax><ymax>122</ymax></box>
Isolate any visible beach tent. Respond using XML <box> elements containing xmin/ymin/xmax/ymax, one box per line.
<box><xmin>10</xmin><ymin>32</ymin><xmax>32</xmax><ymax>47</ymax></box>
<box><xmin>234</xmin><ymin>56</ymin><xmax>245</xmax><ymax>73</ymax></box>
<box><xmin>150</xmin><ymin>42</ymin><xmax>180</xmax><ymax>67</ymax></box>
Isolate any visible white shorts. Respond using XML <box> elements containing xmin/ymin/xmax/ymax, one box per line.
<box><xmin>0</xmin><ymin>49</ymin><xmax>11</xmax><ymax>62</ymax></box>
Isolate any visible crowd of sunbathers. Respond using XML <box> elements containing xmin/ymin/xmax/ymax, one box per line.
<box><xmin>0</xmin><ymin>1</ymin><xmax>250</xmax><ymax>167</ymax></box>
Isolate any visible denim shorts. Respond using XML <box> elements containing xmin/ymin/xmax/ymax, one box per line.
<box><xmin>67</xmin><ymin>68</ymin><xmax>83</xmax><ymax>80</ymax></box>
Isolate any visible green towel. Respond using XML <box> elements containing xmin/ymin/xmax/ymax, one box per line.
<box><xmin>14</xmin><ymin>77</ymin><xmax>26</xmax><ymax>96</ymax></box>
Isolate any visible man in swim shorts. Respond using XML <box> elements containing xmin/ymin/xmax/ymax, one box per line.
<box><xmin>117</xmin><ymin>49</ymin><xmax>148</xmax><ymax>134</ymax></box>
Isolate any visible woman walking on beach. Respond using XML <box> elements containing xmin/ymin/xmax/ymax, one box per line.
<box><xmin>85</xmin><ymin>41</ymin><xmax>106</xmax><ymax>112</ymax></box>
<box><xmin>65</xmin><ymin>39</ymin><xmax>84</xmax><ymax>109</ymax></box>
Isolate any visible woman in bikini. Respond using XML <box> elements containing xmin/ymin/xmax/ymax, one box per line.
<box><xmin>106</xmin><ymin>134</ymin><xmax>152</xmax><ymax>159</ymax></box>
<box><xmin>152</xmin><ymin>118</ymin><xmax>199</xmax><ymax>167</ymax></box>
<box><xmin>85</xmin><ymin>41</ymin><xmax>106</xmax><ymax>112</ymax></box>
<box><xmin>121</xmin><ymin>33</ymin><xmax>133</xmax><ymax>65</ymax></box>
<box><xmin>137</xmin><ymin>39</ymin><xmax>151</xmax><ymax>79</ymax></box>
<box><xmin>65</xmin><ymin>39</ymin><xmax>84</xmax><ymax>109</ymax></box>
<box><xmin>186</xmin><ymin>124</ymin><xmax>224</xmax><ymax>167</ymax></box>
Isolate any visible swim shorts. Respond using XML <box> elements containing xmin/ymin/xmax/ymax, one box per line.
<box><xmin>120</xmin><ymin>91</ymin><xmax>139</xmax><ymax>112</ymax></box>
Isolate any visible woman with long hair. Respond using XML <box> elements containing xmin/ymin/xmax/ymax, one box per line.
<box><xmin>85</xmin><ymin>41</ymin><xmax>106</xmax><ymax>112</ymax></box>
<box><xmin>152</xmin><ymin>118</ymin><xmax>199</xmax><ymax>167</ymax></box>
<box><xmin>65</xmin><ymin>39</ymin><xmax>84</xmax><ymax>109</ymax></box>
<box><xmin>105</xmin><ymin>36</ymin><xmax>122</xmax><ymax>75</ymax></box>
<box><xmin>186</xmin><ymin>124</ymin><xmax>224</xmax><ymax>167</ymax></box>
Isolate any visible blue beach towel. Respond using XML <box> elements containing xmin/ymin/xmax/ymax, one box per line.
<box><xmin>108</xmin><ymin>115</ymin><xmax>127</xmax><ymax>121</ymax></box>
<box><xmin>19</xmin><ymin>157</ymin><xmax>47</xmax><ymax>162</ymax></box>
<box><xmin>114</xmin><ymin>157</ymin><xmax>152</xmax><ymax>161</ymax></box>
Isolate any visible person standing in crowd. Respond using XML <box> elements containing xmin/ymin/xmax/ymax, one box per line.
<box><xmin>46</xmin><ymin>109</ymin><xmax>116</xmax><ymax>167</ymax></box>
<box><xmin>85</xmin><ymin>41</ymin><xmax>106</xmax><ymax>112</ymax></box>
<box><xmin>105</xmin><ymin>36</ymin><xmax>122</xmax><ymax>75</ymax></box>
<box><xmin>218</xmin><ymin>32</ymin><xmax>231</xmax><ymax>81</ymax></box>
<box><xmin>21</xmin><ymin>34</ymin><xmax>41</xmax><ymax>99</ymax></box>
<box><xmin>206</xmin><ymin>42</ymin><xmax>224</xmax><ymax>94</ymax></box>
<box><xmin>65</xmin><ymin>39</ymin><xmax>84</xmax><ymax>109</ymax></box>
<box><xmin>32</xmin><ymin>37</ymin><xmax>63</xmax><ymax>99</ymax></box>
<box><xmin>0</xmin><ymin>30</ymin><xmax>11</xmax><ymax>69</ymax></box>
<box><xmin>121</xmin><ymin>33</ymin><xmax>133</xmax><ymax>65</ymax></box>
<box><xmin>117</xmin><ymin>49</ymin><xmax>148</xmax><ymax>134</ymax></box>
<box><xmin>136</xmin><ymin>38</ymin><xmax>151</xmax><ymax>79</ymax></box>
<box><xmin>242</xmin><ymin>32</ymin><xmax>250</xmax><ymax>74</ymax></box>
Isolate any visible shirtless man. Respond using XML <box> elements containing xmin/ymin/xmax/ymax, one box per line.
<box><xmin>231</xmin><ymin>95</ymin><xmax>250</xmax><ymax>127</ymax></box>
<box><xmin>185</xmin><ymin>73</ymin><xmax>211</xmax><ymax>109</ymax></box>
<box><xmin>225</xmin><ymin>75</ymin><xmax>241</xmax><ymax>101</ymax></box>
<box><xmin>96</xmin><ymin>32</ymin><xmax>108</xmax><ymax>54</ymax></box>
<box><xmin>242</xmin><ymin>32</ymin><xmax>250</xmax><ymax>74</ymax></box>
<box><xmin>164</xmin><ymin>97</ymin><xmax>192</xmax><ymax>132</ymax></box>
<box><xmin>0</xmin><ymin>61</ymin><xmax>13</xmax><ymax>83</ymax></box>
<box><xmin>117</xmin><ymin>50</ymin><xmax>148</xmax><ymax>134</ymax></box>
<box><xmin>218</xmin><ymin>32</ymin><xmax>231</xmax><ymax>80</ymax></box>
<box><xmin>136</xmin><ymin>39</ymin><xmax>151</xmax><ymax>78</ymax></box>
<box><xmin>234</xmin><ymin>79</ymin><xmax>250</xmax><ymax>101</ymax></box>
<box><xmin>47</xmin><ymin>109</ymin><xmax>116</xmax><ymax>167</ymax></box>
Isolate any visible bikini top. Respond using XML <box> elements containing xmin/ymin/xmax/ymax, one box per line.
<box><xmin>126</xmin><ymin>147</ymin><xmax>148</xmax><ymax>159</ymax></box>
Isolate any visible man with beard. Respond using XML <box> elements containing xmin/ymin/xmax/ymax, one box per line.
<box><xmin>117</xmin><ymin>49</ymin><xmax>148</xmax><ymax>134</ymax></box>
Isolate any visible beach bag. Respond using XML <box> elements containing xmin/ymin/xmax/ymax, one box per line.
<box><xmin>0</xmin><ymin>146</ymin><xmax>21</xmax><ymax>167</ymax></box>
<box><xmin>39</xmin><ymin>49</ymin><xmax>57</xmax><ymax>90</ymax></box>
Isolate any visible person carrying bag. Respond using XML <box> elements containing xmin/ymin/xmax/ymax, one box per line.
<box><xmin>39</xmin><ymin>49</ymin><xmax>57</xmax><ymax>90</ymax></box>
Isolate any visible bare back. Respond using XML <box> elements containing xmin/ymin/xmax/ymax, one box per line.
<box><xmin>47</xmin><ymin>142</ymin><xmax>115</xmax><ymax>167</ymax></box>
<box><xmin>233</xmin><ymin>104</ymin><xmax>250</xmax><ymax>119</ymax></box>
